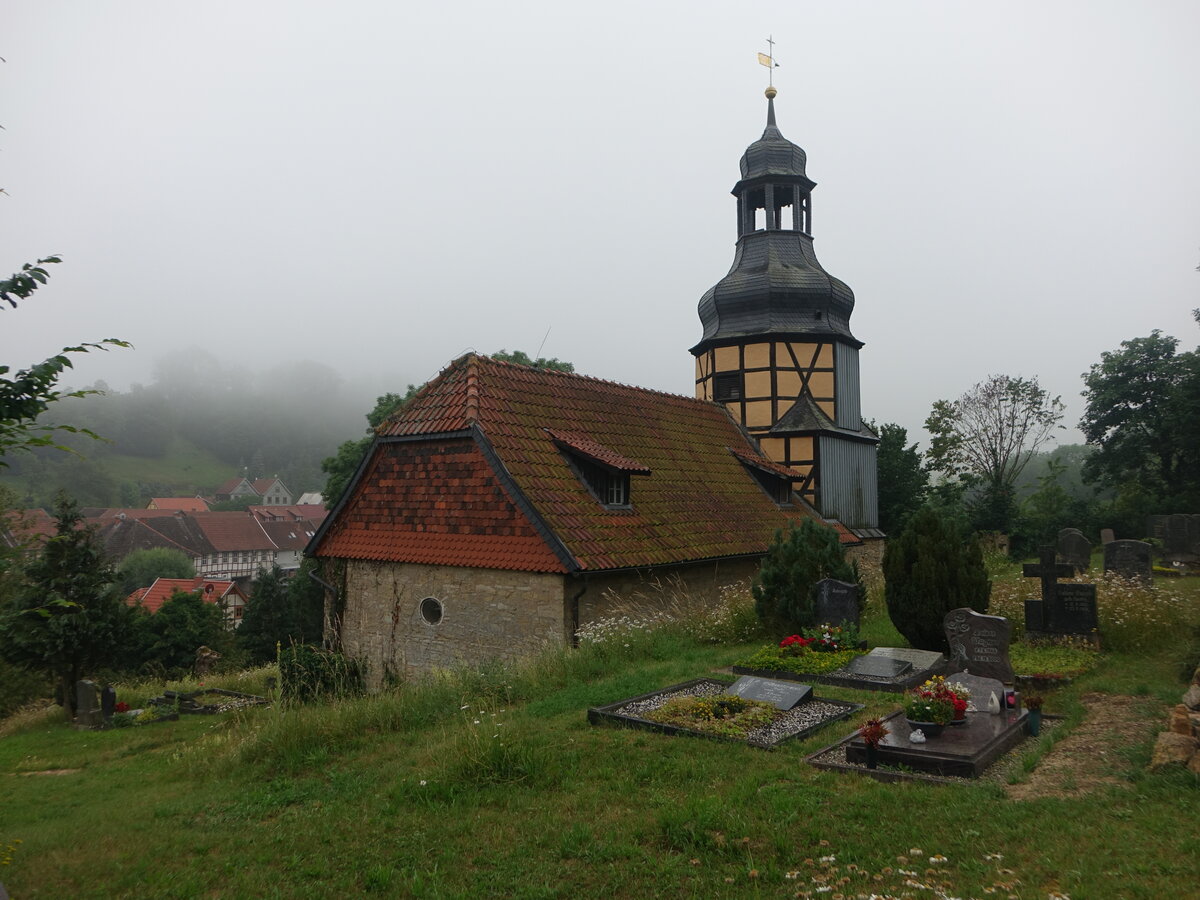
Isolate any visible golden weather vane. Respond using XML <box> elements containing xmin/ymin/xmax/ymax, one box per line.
<box><xmin>757</xmin><ymin>35</ymin><xmax>780</xmax><ymax>87</ymax></box>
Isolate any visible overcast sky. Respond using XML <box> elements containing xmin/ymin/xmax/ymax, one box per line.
<box><xmin>4</xmin><ymin>1</ymin><xmax>1198</xmax><ymax>448</ymax></box>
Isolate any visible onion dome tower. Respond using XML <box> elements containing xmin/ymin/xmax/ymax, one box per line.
<box><xmin>691</xmin><ymin>87</ymin><xmax>878</xmax><ymax>530</ymax></box>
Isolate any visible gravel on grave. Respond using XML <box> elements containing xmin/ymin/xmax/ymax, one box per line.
<box><xmin>808</xmin><ymin>718</ymin><xmax>1064</xmax><ymax>785</ymax></box>
<box><xmin>614</xmin><ymin>681</ymin><xmax>850</xmax><ymax>746</ymax></box>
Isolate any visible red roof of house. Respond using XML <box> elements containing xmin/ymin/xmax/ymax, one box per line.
<box><xmin>149</xmin><ymin>497</ymin><xmax>210</xmax><ymax>512</ymax></box>
<box><xmin>249</xmin><ymin>505</ymin><xmax>328</xmax><ymax>524</ymax></box>
<box><xmin>191</xmin><ymin>512</ymin><xmax>273</xmax><ymax>551</ymax></box>
<box><xmin>312</xmin><ymin>354</ymin><xmax>853</xmax><ymax>573</ymax></box>
<box><xmin>126</xmin><ymin>578</ymin><xmax>245</xmax><ymax>614</ymax></box>
<box><xmin>0</xmin><ymin>508</ymin><xmax>56</xmax><ymax>549</ymax></box>
<box><xmin>251</xmin><ymin>477</ymin><xmax>287</xmax><ymax>494</ymax></box>
<box><xmin>214</xmin><ymin>477</ymin><xmax>251</xmax><ymax>495</ymax></box>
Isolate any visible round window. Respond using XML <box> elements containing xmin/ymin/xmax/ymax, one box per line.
<box><xmin>419</xmin><ymin>597</ymin><xmax>444</xmax><ymax>625</ymax></box>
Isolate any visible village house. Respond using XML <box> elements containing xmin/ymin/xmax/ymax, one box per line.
<box><xmin>126</xmin><ymin>577</ymin><xmax>249</xmax><ymax>628</ymax></box>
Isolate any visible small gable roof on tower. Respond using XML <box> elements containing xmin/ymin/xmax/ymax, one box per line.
<box><xmin>310</xmin><ymin>354</ymin><xmax>852</xmax><ymax>574</ymax></box>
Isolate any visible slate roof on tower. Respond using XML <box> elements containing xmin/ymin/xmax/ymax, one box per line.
<box><xmin>310</xmin><ymin>354</ymin><xmax>853</xmax><ymax>574</ymax></box>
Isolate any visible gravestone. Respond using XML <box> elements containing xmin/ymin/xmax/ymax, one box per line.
<box><xmin>944</xmin><ymin>608</ymin><xmax>1014</xmax><ymax>684</ymax></box>
<box><xmin>74</xmin><ymin>680</ymin><xmax>104</xmax><ymax>729</ymax></box>
<box><xmin>1022</xmin><ymin>546</ymin><xmax>1074</xmax><ymax>634</ymax></box>
<box><xmin>1165</xmin><ymin>514</ymin><xmax>1191</xmax><ymax>561</ymax></box>
<box><xmin>195</xmin><ymin>645</ymin><xmax>221</xmax><ymax>677</ymax></box>
<box><xmin>944</xmin><ymin>671</ymin><xmax>1005</xmax><ymax>712</ymax></box>
<box><xmin>100</xmin><ymin>685</ymin><xmax>116</xmax><ymax>721</ymax></box>
<box><xmin>727</xmin><ymin>675</ymin><xmax>812</xmax><ymax>710</ymax></box>
<box><xmin>1050</xmin><ymin>583</ymin><xmax>1099</xmax><ymax>634</ymax></box>
<box><xmin>1057</xmin><ymin>528</ymin><xmax>1091</xmax><ymax>573</ymax></box>
<box><xmin>1104</xmin><ymin>539</ymin><xmax>1152</xmax><ymax>583</ymax></box>
<box><xmin>1146</xmin><ymin>515</ymin><xmax>1167</xmax><ymax>543</ymax></box>
<box><xmin>1100</xmin><ymin>528</ymin><xmax>1115</xmax><ymax>545</ymax></box>
<box><xmin>813</xmin><ymin>578</ymin><xmax>861</xmax><ymax>628</ymax></box>
<box><xmin>845</xmin><ymin>654</ymin><xmax>912</xmax><ymax>678</ymax></box>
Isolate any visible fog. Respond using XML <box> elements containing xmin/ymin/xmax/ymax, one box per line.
<box><xmin>4</xmin><ymin>1</ymin><xmax>1199</xmax><ymax>445</ymax></box>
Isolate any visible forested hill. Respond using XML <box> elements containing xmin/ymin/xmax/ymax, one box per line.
<box><xmin>0</xmin><ymin>356</ymin><xmax>378</xmax><ymax>509</ymax></box>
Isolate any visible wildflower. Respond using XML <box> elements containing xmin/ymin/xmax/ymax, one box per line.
<box><xmin>820</xmin><ymin>855</ymin><xmax>837</xmax><ymax>863</ymax></box>
<box><xmin>419</xmin><ymin>780</ymin><xmax>427</xmax><ymax>786</ymax></box>
<box><xmin>785</xmin><ymin>871</ymin><xmax>800</xmax><ymax>880</ymax></box>
<box><xmin>928</xmin><ymin>854</ymin><xmax>948</xmax><ymax>864</ymax></box>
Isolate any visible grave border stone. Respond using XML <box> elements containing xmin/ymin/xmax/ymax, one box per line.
<box><xmin>587</xmin><ymin>677</ymin><xmax>862</xmax><ymax>749</ymax></box>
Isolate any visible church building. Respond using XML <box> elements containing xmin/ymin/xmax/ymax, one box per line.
<box><xmin>307</xmin><ymin>86</ymin><xmax>878</xmax><ymax>681</ymax></box>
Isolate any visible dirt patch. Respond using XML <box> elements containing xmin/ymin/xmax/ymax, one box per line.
<box><xmin>1005</xmin><ymin>693</ymin><xmax>1153</xmax><ymax>800</ymax></box>
<box><xmin>18</xmin><ymin>768</ymin><xmax>81</xmax><ymax>776</ymax></box>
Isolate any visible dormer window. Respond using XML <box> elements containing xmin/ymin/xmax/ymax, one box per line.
<box><xmin>546</xmin><ymin>428</ymin><xmax>650</xmax><ymax>510</ymax></box>
<box><xmin>730</xmin><ymin>447</ymin><xmax>795</xmax><ymax>507</ymax></box>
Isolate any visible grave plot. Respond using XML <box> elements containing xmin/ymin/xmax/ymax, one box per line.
<box><xmin>588</xmin><ymin>676</ymin><xmax>861</xmax><ymax>750</ymax></box>
<box><xmin>733</xmin><ymin>646</ymin><xmax>948</xmax><ymax>693</ymax></box>
<box><xmin>807</xmin><ymin>707</ymin><xmax>1037</xmax><ymax>783</ymax></box>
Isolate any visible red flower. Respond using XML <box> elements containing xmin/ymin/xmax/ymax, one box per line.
<box><xmin>114</xmin><ymin>702</ymin><xmax>130</xmax><ymax>713</ymax></box>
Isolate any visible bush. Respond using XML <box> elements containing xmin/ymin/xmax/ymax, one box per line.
<box><xmin>883</xmin><ymin>506</ymin><xmax>991</xmax><ymax>652</ymax></box>
<box><xmin>279</xmin><ymin>644</ymin><xmax>365</xmax><ymax>702</ymax></box>
<box><xmin>752</xmin><ymin>520</ymin><xmax>860</xmax><ymax>633</ymax></box>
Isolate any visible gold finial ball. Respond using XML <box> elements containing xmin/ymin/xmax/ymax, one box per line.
<box><xmin>765</xmin><ymin>85</ymin><xmax>778</xmax><ymax>100</ymax></box>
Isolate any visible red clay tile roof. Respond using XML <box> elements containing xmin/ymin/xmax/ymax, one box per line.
<box><xmin>314</xmin><ymin>354</ymin><xmax>851</xmax><ymax>572</ymax></box>
<box><xmin>249</xmin><ymin>505</ymin><xmax>328</xmax><ymax>524</ymax></box>
<box><xmin>546</xmin><ymin>429</ymin><xmax>652</xmax><ymax>474</ymax></box>
<box><xmin>316</xmin><ymin>436</ymin><xmax>567</xmax><ymax>572</ymax></box>
<box><xmin>149</xmin><ymin>497</ymin><xmax>210</xmax><ymax>512</ymax></box>
<box><xmin>126</xmin><ymin>578</ymin><xmax>244</xmax><ymax>614</ymax></box>
<box><xmin>191</xmin><ymin>513</ymin><xmax>273</xmax><ymax>551</ymax></box>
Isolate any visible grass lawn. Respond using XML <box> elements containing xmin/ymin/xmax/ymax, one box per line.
<box><xmin>2</xmin><ymin>581</ymin><xmax>1198</xmax><ymax>899</ymax></box>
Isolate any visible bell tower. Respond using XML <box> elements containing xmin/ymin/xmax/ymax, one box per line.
<box><xmin>691</xmin><ymin>86</ymin><xmax>878</xmax><ymax>530</ymax></box>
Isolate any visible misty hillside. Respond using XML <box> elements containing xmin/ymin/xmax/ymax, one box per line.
<box><xmin>0</xmin><ymin>356</ymin><xmax>380</xmax><ymax>509</ymax></box>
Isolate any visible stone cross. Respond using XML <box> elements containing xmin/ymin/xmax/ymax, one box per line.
<box><xmin>1023</xmin><ymin>545</ymin><xmax>1074</xmax><ymax>633</ymax></box>
<box><xmin>1024</xmin><ymin>545</ymin><xmax>1074</xmax><ymax>607</ymax></box>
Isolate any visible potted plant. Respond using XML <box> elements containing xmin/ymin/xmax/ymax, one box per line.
<box><xmin>903</xmin><ymin>692</ymin><xmax>954</xmax><ymax>739</ymax></box>
<box><xmin>858</xmin><ymin>717</ymin><xmax>889</xmax><ymax>769</ymax></box>
<box><xmin>1025</xmin><ymin>694</ymin><xmax>1044</xmax><ymax>736</ymax></box>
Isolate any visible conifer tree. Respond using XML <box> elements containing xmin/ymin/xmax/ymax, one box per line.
<box><xmin>752</xmin><ymin>519</ymin><xmax>860</xmax><ymax>633</ymax></box>
<box><xmin>0</xmin><ymin>494</ymin><xmax>131</xmax><ymax>717</ymax></box>
<box><xmin>883</xmin><ymin>506</ymin><xmax>991</xmax><ymax>652</ymax></box>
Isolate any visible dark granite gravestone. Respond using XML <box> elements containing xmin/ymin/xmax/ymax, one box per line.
<box><xmin>100</xmin><ymin>685</ymin><xmax>116</xmax><ymax>721</ymax></box>
<box><xmin>1023</xmin><ymin>545</ymin><xmax>1074</xmax><ymax>635</ymax></box>
<box><xmin>1104</xmin><ymin>539</ymin><xmax>1152</xmax><ymax>582</ymax></box>
<box><xmin>727</xmin><ymin>675</ymin><xmax>812</xmax><ymax>710</ymax></box>
<box><xmin>1057</xmin><ymin>528</ymin><xmax>1091</xmax><ymax>573</ymax></box>
<box><xmin>944</xmin><ymin>608</ymin><xmax>1014</xmax><ymax>684</ymax></box>
<box><xmin>1100</xmin><ymin>528</ymin><xmax>1115</xmax><ymax>545</ymax></box>
<box><xmin>813</xmin><ymin>578</ymin><xmax>861</xmax><ymax>628</ymax></box>
<box><xmin>944</xmin><ymin>671</ymin><xmax>1006</xmax><ymax>712</ymax></box>
<box><xmin>1190</xmin><ymin>515</ymin><xmax>1200</xmax><ymax>556</ymax></box>
<box><xmin>1146</xmin><ymin>515</ymin><xmax>1167</xmax><ymax>543</ymax></box>
<box><xmin>74</xmin><ymin>680</ymin><xmax>104</xmax><ymax>729</ymax></box>
<box><xmin>843</xmin><ymin>707</ymin><xmax>1028</xmax><ymax>777</ymax></box>
<box><xmin>1049</xmin><ymin>583</ymin><xmax>1099</xmax><ymax>634</ymax></box>
<box><xmin>1166</xmin><ymin>514</ymin><xmax>1191</xmax><ymax>561</ymax></box>
<box><xmin>844</xmin><ymin>654</ymin><xmax>912</xmax><ymax>678</ymax></box>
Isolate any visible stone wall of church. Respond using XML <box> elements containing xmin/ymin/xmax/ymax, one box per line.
<box><xmin>336</xmin><ymin>559</ymin><xmax>567</xmax><ymax>687</ymax></box>
<box><xmin>573</xmin><ymin>558</ymin><xmax>761</xmax><ymax>628</ymax></box>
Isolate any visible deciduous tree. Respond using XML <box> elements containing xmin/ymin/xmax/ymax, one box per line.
<box><xmin>925</xmin><ymin>374</ymin><xmax>1065</xmax><ymax>532</ymax></box>
<box><xmin>1079</xmin><ymin>330</ymin><xmax>1200</xmax><ymax>508</ymax></box>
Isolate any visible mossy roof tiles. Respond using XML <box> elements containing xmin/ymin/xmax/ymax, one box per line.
<box><xmin>313</xmin><ymin>354</ymin><xmax>853</xmax><ymax>573</ymax></box>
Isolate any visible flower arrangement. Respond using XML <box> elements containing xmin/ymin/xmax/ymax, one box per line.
<box><xmin>806</xmin><ymin>621</ymin><xmax>859</xmax><ymax>653</ymax></box>
<box><xmin>779</xmin><ymin>634</ymin><xmax>815</xmax><ymax>656</ymax></box>
<box><xmin>114</xmin><ymin>701</ymin><xmax>130</xmax><ymax>713</ymax></box>
<box><xmin>858</xmin><ymin>717</ymin><xmax>889</xmax><ymax>747</ymax></box>
<box><xmin>911</xmin><ymin>675</ymin><xmax>970</xmax><ymax>720</ymax></box>
<box><xmin>903</xmin><ymin>688</ymin><xmax>954</xmax><ymax>725</ymax></box>
<box><xmin>1024</xmin><ymin>694</ymin><xmax>1044</xmax><ymax>711</ymax></box>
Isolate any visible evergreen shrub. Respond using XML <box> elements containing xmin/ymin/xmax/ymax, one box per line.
<box><xmin>883</xmin><ymin>506</ymin><xmax>991</xmax><ymax>652</ymax></box>
<box><xmin>752</xmin><ymin>520</ymin><xmax>861</xmax><ymax>634</ymax></box>
<box><xmin>279</xmin><ymin>644</ymin><xmax>365</xmax><ymax>702</ymax></box>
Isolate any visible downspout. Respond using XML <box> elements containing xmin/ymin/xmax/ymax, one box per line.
<box><xmin>307</xmin><ymin>562</ymin><xmax>340</xmax><ymax>649</ymax></box>
<box><xmin>569</xmin><ymin>575</ymin><xmax>588</xmax><ymax>648</ymax></box>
